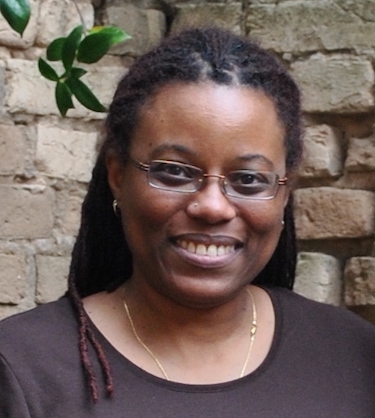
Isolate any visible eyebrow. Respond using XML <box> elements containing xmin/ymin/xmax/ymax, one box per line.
<box><xmin>150</xmin><ymin>143</ymin><xmax>197</xmax><ymax>158</ymax></box>
<box><xmin>235</xmin><ymin>154</ymin><xmax>275</xmax><ymax>170</ymax></box>
<box><xmin>150</xmin><ymin>144</ymin><xmax>275</xmax><ymax>169</ymax></box>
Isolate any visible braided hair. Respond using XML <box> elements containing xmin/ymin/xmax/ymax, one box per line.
<box><xmin>67</xmin><ymin>27</ymin><xmax>303</xmax><ymax>401</ymax></box>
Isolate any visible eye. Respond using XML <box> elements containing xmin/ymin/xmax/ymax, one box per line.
<box><xmin>229</xmin><ymin>171</ymin><xmax>271</xmax><ymax>186</ymax></box>
<box><xmin>149</xmin><ymin>161</ymin><xmax>200</xmax><ymax>187</ymax></box>
<box><xmin>227</xmin><ymin>170</ymin><xmax>274</xmax><ymax>195</ymax></box>
<box><xmin>153</xmin><ymin>162</ymin><xmax>194</xmax><ymax>178</ymax></box>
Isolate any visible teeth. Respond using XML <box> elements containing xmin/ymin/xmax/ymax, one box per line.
<box><xmin>207</xmin><ymin>244</ymin><xmax>217</xmax><ymax>256</ymax></box>
<box><xmin>196</xmin><ymin>244</ymin><xmax>207</xmax><ymax>255</ymax></box>
<box><xmin>217</xmin><ymin>245</ymin><xmax>226</xmax><ymax>256</ymax></box>
<box><xmin>178</xmin><ymin>240</ymin><xmax>234</xmax><ymax>257</ymax></box>
<box><xmin>180</xmin><ymin>240</ymin><xmax>188</xmax><ymax>250</ymax></box>
<box><xmin>187</xmin><ymin>242</ymin><xmax>195</xmax><ymax>253</ymax></box>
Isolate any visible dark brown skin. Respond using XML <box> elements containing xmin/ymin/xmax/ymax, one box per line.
<box><xmin>84</xmin><ymin>82</ymin><xmax>290</xmax><ymax>384</ymax></box>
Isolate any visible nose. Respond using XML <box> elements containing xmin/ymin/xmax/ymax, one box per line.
<box><xmin>186</xmin><ymin>176</ymin><xmax>237</xmax><ymax>224</ymax></box>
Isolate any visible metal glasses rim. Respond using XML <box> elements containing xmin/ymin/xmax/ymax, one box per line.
<box><xmin>128</xmin><ymin>157</ymin><xmax>288</xmax><ymax>200</ymax></box>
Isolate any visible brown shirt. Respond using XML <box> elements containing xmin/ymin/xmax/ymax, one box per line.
<box><xmin>1</xmin><ymin>287</ymin><xmax>375</xmax><ymax>418</ymax></box>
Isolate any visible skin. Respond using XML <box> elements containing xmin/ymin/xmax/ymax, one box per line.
<box><xmin>84</xmin><ymin>82</ymin><xmax>290</xmax><ymax>383</ymax></box>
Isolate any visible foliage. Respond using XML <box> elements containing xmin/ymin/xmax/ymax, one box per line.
<box><xmin>38</xmin><ymin>25</ymin><xmax>130</xmax><ymax>116</ymax></box>
<box><xmin>0</xmin><ymin>0</ymin><xmax>130</xmax><ymax>116</ymax></box>
<box><xmin>0</xmin><ymin>0</ymin><xmax>30</xmax><ymax>35</ymax></box>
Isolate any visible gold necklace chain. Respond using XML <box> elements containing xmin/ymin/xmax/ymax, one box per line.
<box><xmin>123</xmin><ymin>287</ymin><xmax>258</xmax><ymax>381</ymax></box>
<box><xmin>123</xmin><ymin>297</ymin><xmax>170</xmax><ymax>380</ymax></box>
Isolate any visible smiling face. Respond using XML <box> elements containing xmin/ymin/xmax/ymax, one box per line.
<box><xmin>107</xmin><ymin>82</ymin><xmax>289</xmax><ymax>308</ymax></box>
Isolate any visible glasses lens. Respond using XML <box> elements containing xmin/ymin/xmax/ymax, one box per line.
<box><xmin>148</xmin><ymin>161</ymin><xmax>202</xmax><ymax>192</ymax></box>
<box><xmin>225</xmin><ymin>170</ymin><xmax>278</xmax><ymax>199</ymax></box>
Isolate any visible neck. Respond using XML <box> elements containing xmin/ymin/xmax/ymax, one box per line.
<box><xmin>122</xmin><ymin>280</ymin><xmax>254</xmax><ymax>345</ymax></box>
<box><xmin>121</xmin><ymin>281</ymin><xmax>259</xmax><ymax>383</ymax></box>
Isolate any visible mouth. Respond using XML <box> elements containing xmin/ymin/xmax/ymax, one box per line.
<box><xmin>177</xmin><ymin>240</ymin><xmax>235</xmax><ymax>257</ymax></box>
<box><xmin>172</xmin><ymin>234</ymin><xmax>243</xmax><ymax>267</ymax></box>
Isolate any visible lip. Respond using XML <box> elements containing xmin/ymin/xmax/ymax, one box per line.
<box><xmin>171</xmin><ymin>233</ymin><xmax>243</xmax><ymax>269</ymax></box>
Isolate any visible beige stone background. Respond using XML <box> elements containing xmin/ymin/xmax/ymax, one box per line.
<box><xmin>0</xmin><ymin>0</ymin><xmax>374</xmax><ymax>322</ymax></box>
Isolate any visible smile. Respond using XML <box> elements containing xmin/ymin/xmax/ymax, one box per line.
<box><xmin>177</xmin><ymin>240</ymin><xmax>236</xmax><ymax>257</ymax></box>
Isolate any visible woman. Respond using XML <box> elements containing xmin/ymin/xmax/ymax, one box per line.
<box><xmin>1</xmin><ymin>27</ymin><xmax>375</xmax><ymax>417</ymax></box>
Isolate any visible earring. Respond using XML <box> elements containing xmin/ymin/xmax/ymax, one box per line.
<box><xmin>193</xmin><ymin>202</ymin><xmax>199</xmax><ymax>208</ymax></box>
<box><xmin>112</xmin><ymin>199</ymin><xmax>120</xmax><ymax>217</ymax></box>
<box><xmin>281</xmin><ymin>220</ymin><xmax>285</xmax><ymax>227</ymax></box>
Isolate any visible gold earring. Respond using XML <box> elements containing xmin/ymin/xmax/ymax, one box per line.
<box><xmin>113</xmin><ymin>199</ymin><xmax>120</xmax><ymax>216</ymax></box>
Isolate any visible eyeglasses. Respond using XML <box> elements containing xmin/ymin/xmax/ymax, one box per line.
<box><xmin>129</xmin><ymin>158</ymin><xmax>287</xmax><ymax>200</ymax></box>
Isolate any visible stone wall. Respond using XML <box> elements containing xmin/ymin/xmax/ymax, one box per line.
<box><xmin>0</xmin><ymin>0</ymin><xmax>374</xmax><ymax>322</ymax></box>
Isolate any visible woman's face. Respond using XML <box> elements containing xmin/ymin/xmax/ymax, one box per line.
<box><xmin>108</xmin><ymin>82</ymin><xmax>289</xmax><ymax>308</ymax></box>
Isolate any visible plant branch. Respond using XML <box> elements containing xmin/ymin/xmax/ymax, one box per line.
<box><xmin>72</xmin><ymin>0</ymin><xmax>87</xmax><ymax>34</ymax></box>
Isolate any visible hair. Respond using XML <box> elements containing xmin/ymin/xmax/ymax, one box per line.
<box><xmin>67</xmin><ymin>27</ymin><xmax>303</xmax><ymax>402</ymax></box>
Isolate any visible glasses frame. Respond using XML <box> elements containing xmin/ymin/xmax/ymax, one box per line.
<box><xmin>129</xmin><ymin>157</ymin><xmax>288</xmax><ymax>200</ymax></box>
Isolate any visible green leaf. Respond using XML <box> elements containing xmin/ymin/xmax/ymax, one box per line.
<box><xmin>67</xmin><ymin>77</ymin><xmax>106</xmax><ymax>112</ymax></box>
<box><xmin>38</xmin><ymin>58</ymin><xmax>59</xmax><ymax>82</ymax></box>
<box><xmin>0</xmin><ymin>0</ymin><xmax>30</xmax><ymax>35</ymax></box>
<box><xmin>55</xmin><ymin>81</ymin><xmax>74</xmax><ymax>117</ymax></box>
<box><xmin>46</xmin><ymin>37</ymin><xmax>65</xmax><ymax>61</ymax></box>
<box><xmin>70</xmin><ymin>67</ymin><xmax>87</xmax><ymax>79</ymax></box>
<box><xmin>88</xmin><ymin>25</ymin><xmax>131</xmax><ymax>41</ymax></box>
<box><xmin>77</xmin><ymin>26</ymin><xmax>130</xmax><ymax>64</ymax></box>
<box><xmin>62</xmin><ymin>25</ymin><xmax>83</xmax><ymax>71</ymax></box>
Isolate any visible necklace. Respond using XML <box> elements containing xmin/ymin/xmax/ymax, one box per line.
<box><xmin>123</xmin><ymin>287</ymin><xmax>258</xmax><ymax>381</ymax></box>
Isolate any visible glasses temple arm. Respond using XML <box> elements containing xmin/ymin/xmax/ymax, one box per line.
<box><xmin>128</xmin><ymin>157</ymin><xmax>150</xmax><ymax>172</ymax></box>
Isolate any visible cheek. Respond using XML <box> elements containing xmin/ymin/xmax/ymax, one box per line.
<box><xmin>243</xmin><ymin>200</ymin><xmax>285</xmax><ymax>234</ymax></box>
<box><xmin>119</xmin><ymin>187</ymin><xmax>178</xmax><ymax>249</ymax></box>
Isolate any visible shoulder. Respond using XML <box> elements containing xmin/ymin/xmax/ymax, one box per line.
<box><xmin>265</xmin><ymin>285</ymin><xmax>375</xmax><ymax>345</ymax></box>
<box><xmin>0</xmin><ymin>297</ymin><xmax>77</xmax><ymax>355</ymax></box>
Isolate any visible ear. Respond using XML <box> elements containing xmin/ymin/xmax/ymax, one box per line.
<box><xmin>106</xmin><ymin>153</ymin><xmax>125</xmax><ymax>200</ymax></box>
<box><xmin>282</xmin><ymin>187</ymin><xmax>291</xmax><ymax>209</ymax></box>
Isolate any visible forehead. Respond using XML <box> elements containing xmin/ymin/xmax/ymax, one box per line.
<box><xmin>130</xmin><ymin>82</ymin><xmax>286</xmax><ymax>169</ymax></box>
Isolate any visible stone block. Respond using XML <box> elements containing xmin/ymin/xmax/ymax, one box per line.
<box><xmin>149</xmin><ymin>0</ymin><xmax>230</xmax><ymax>4</ymax></box>
<box><xmin>35</xmin><ymin>124</ymin><xmax>97</xmax><ymax>182</ymax></box>
<box><xmin>105</xmin><ymin>4</ymin><xmax>166</xmax><ymax>56</ymax></box>
<box><xmin>0</xmin><ymin>124</ymin><xmax>27</xmax><ymax>175</ymax></box>
<box><xmin>0</xmin><ymin>253</ymin><xmax>27</xmax><ymax>304</ymax></box>
<box><xmin>249</xmin><ymin>0</ymin><xmax>291</xmax><ymax>3</ymax></box>
<box><xmin>35</xmin><ymin>255</ymin><xmax>69</xmax><ymax>303</ymax></box>
<box><xmin>55</xmin><ymin>190</ymin><xmax>86</xmax><ymax>236</ymax></box>
<box><xmin>247</xmin><ymin>1</ymin><xmax>375</xmax><ymax>53</ymax></box>
<box><xmin>107</xmin><ymin>0</ymin><xmax>231</xmax><ymax>7</ymax></box>
<box><xmin>0</xmin><ymin>62</ymin><xmax>6</xmax><ymax>114</ymax></box>
<box><xmin>36</xmin><ymin>0</ymin><xmax>94</xmax><ymax>47</ymax></box>
<box><xmin>345</xmin><ymin>135</ymin><xmax>375</xmax><ymax>172</ymax></box>
<box><xmin>146</xmin><ymin>9</ymin><xmax>167</xmax><ymax>49</ymax></box>
<box><xmin>0</xmin><ymin>0</ymin><xmax>39</xmax><ymax>49</ymax></box>
<box><xmin>5</xmin><ymin>59</ymin><xmax>57</xmax><ymax>115</ymax></box>
<box><xmin>0</xmin><ymin>47</ymin><xmax>11</xmax><ymax>60</ymax></box>
<box><xmin>344</xmin><ymin>257</ymin><xmax>375</xmax><ymax>306</ymax></box>
<box><xmin>171</xmin><ymin>3</ymin><xmax>242</xmax><ymax>35</ymax></box>
<box><xmin>294</xmin><ymin>187</ymin><xmax>375</xmax><ymax>239</ymax></box>
<box><xmin>335</xmin><ymin>172</ymin><xmax>375</xmax><ymax>192</ymax></box>
<box><xmin>294</xmin><ymin>252</ymin><xmax>342</xmax><ymax>306</ymax></box>
<box><xmin>291</xmin><ymin>55</ymin><xmax>374</xmax><ymax>113</ymax></box>
<box><xmin>299</xmin><ymin>124</ymin><xmax>343</xmax><ymax>178</ymax></box>
<box><xmin>0</xmin><ymin>185</ymin><xmax>54</xmax><ymax>239</ymax></box>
